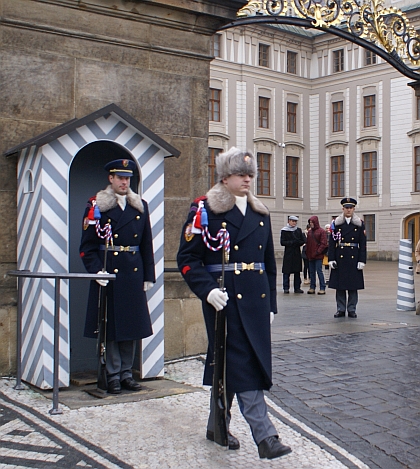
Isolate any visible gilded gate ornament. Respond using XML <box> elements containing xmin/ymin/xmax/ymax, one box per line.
<box><xmin>238</xmin><ymin>0</ymin><xmax>420</xmax><ymax>66</ymax></box>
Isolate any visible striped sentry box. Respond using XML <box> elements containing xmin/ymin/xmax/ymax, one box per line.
<box><xmin>397</xmin><ymin>239</ymin><xmax>416</xmax><ymax>311</ymax></box>
<box><xmin>13</xmin><ymin>104</ymin><xmax>178</xmax><ymax>389</ymax></box>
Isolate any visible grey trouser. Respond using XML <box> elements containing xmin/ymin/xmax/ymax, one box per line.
<box><xmin>336</xmin><ymin>289</ymin><xmax>358</xmax><ymax>313</ymax></box>
<box><xmin>106</xmin><ymin>340</ymin><xmax>136</xmax><ymax>382</ymax></box>
<box><xmin>207</xmin><ymin>389</ymin><xmax>277</xmax><ymax>445</ymax></box>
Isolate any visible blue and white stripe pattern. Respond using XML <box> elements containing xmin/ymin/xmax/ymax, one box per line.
<box><xmin>17</xmin><ymin>110</ymin><xmax>167</xmax><ymax>389</ymax></box>
<box><xmin>397</xmin><ymin>239</ymin><xmax>416</xmax><ymax>311</ymax></box>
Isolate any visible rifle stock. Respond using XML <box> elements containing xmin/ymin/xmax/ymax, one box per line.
<box><xmin>212</xmin><ymin>221</ymin><xmax>228</xmax><ymax>447</ymax></box>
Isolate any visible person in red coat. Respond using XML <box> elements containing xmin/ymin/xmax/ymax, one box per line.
<box><xmin>177</xmin><ymin>148</ymin><xmax>291</xmax><ymax>460</ymax></box>
<box><xmin>80</xmin><ymin>159</ymin><xmax>155</xmax><ymax>394</ymax></box>
<box><xmin>305</xmin><ymin>215</ymin><xmax>328</xmax><ymax>294</ymax></box>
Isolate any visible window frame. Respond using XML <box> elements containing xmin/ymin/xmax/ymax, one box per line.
<box><xmin>209</xmin><ymin>88</ymin><xmax>221</xmax><ymax>122</ymax></box>
<box><xmin>286</xmin><ymin>155</ymin><xmax>299</xmax><ymax>198</ymax></box>
<box><xmin>287</xmin><ymin>102</ymin><xmax>297</xmax><ymax>133</ymax></box>
<box><xmin>363</xmin><ymin>214</ymin><xmax>376</xmax><ymax>241</ymax></box>
<box><xmin>415</xmin><ymin>146</ymin><xmax>420</xmax><ymax>192</ymax></box>
<box><xmin>287</xmin><ymin>51</ymin><xmax>297</xmax><ymax>74</ymax></box>
<box><xmin>259</xmin><ymin>43</ymin><xmax>270</xmax><ymax>68</ymax></box>
<box><xmin>332</xmin><ymin>101</ymin><xmax>344</xmax><ymax>133</ymax></box>
<box><xmin>212</xmin><ymin>34</ymin><xmax>221</xmax><ymax>58</ymax></box>
<box><xmin>208</xmin><ymin>147</ymin><xmax>221</xmax><ymax>189</ymax></box>
<box><xmin>259</xmin><ymin>97</ymin><xmax>270</xmax><ymax>129</ymax></box>
<box><xmin>362</xmin><ymin>151</ymin><xmax>378</xmax><ymax>195</ymax></box>
<box><xmin>333</xmin><ymin>49</ymin><xmax>344</xmax><ymax>73</ymax></box>
<box><xmin>365</xmin><ymin>50</ymin><xmax>377</xmax><ymax>66</ymax></box>
<box><xmin>363</xmin><ymin>95</ymin><xmax>376</xmax><ymax>127</ymax></box>
<box><xmin>256</xmin><ymin>152</ymin><xmax>271</xmax><ymax>196</ymax></box>
<box><xmin>331</xmin><ymin>155</ymin><xmax>345</xmax><ymax>197</ymax></box>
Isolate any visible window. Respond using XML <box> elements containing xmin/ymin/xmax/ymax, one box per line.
<box><xmin>287</xmin><ymin>102</ymin><xmax>297</xmax><ymax>133</ymax></box>
<box><xmin>417</xmin><ymin>96</ymin><xmax>420</xmax><ymax>120</ymax></box>
<box><xmin>208</xmin><ymin>148</ymin><xmax>221</xmax><ymax>188</ymax></box>
<box><xmin>259</xmin><ymin>97</ymin><xmax>270</xmax><ymax>128</ymax></box>
<box><xmin>363</xmin><ymin>214</ymin><xmax>376</xmax><ymax>241</ymax></box>
<box><xmin>331</xmin><ymin>156</ymin><xmax>344</xmax><ymax>197</ymax></box>
<box><xmin>362</xmin><ymin>151</ymin><xmax>377</xmax><ymax>195</ymax></box>
<box><xmin>365</xmin><ymin>50</ymin><xmax>377</xmax><ymax>66</ymax></box>
<box><xmin>259</xmin><ymin>44</ymin><xmax>270</xmax><ymax>68</ymax></box>
<box><xmin>286</xmin><ymin>156</ymin><xmax>299</xmax><ymax>198</ymax></box>
<box><xmin>415</xmin><ymin>146</ymin><xmax>420</xmax><ymax>192</ymax></box>
<box><xmin>332</xmin><ymin>101</ymin><xmax>343</xmax><ymax>132</ymax></box>
<box><xmin>209</xmin><ymin>88</ymin><xmax>221</xmax><ymax>122</ymax></box>
<box><xmin>364</xmin><ymin>95</ymin><xmax>376</xmax><ymax>127</ymax></box>
<box><xmin>257</xmin><ymin>152</ymin><xmax>271</xmax><ymax>196</ymax></box>
<box><xmin>287</xmin><ymin>51</ymin><xmax>297</xmax><ymax>74</ymax></box>
<box><xmin>212</xmin><ymin>34</ymin><xmax>221</xmax><ymax>58</ymax></box>
<box><xmin>333</xmin><ymin>49</ymin><xmax>344</xmax><ymax>73</ymax></box>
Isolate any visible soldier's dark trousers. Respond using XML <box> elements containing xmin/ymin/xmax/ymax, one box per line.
<box><xmin>207</xmin><ymin>389</ymin><xmax>277</xmax><ymax>445</ymax></box>
<box><xmin>336</xmin><ymin>289</ymin><xmax>358</xmax><ymax>314</ymax></box>
<box><xmin>106</xmin><ymin>340</ymin><xmax>136</xmax><ymax>382</ymax></box>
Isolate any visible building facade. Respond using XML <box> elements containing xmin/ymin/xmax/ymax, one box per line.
<box><xmin>208</xmin><ymin>2</ymin><xmax>420</xmax><ymax>260</ymax></box>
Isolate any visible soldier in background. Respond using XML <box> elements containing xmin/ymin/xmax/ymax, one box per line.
<box><xmin>328</xmin><ymin>197</ymin><xmax>367</xmax><ymax>318</ymax></box>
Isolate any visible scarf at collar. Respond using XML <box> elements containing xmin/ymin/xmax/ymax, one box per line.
<box><xmin>95</xmin><ymin>185</ymin><xmax>144</xmax><ymax>213</ymax></box>
<box><xmin>281</xmin><ymin>223</ymin><xmax>298</xmax><ymax>232</ymax></box>
<box><xmin>206</xmin><ymin>182</ymin><xmax>269</xmax><ymax>216</ymax></box>
<box><xmin>334</xmin><ymin>212</ymin><xmax>362</xmax><ymax>227</ymax></box>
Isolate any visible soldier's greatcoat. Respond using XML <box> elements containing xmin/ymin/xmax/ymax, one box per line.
<box><xmin>328</xmin><ymin>213</ymin><xmax>367</xmax><ymax>291</ymax></box>
<box><xmin>80</xmin><ymin>185</ymin><xmax>155</xmax><ymax>342</ymax></box>
<box><xmin>177</xmin><ymin>183</ymin><xmax>277</xmax><ymax>393</ymax></box>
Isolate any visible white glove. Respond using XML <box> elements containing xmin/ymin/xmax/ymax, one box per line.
<box><xmin>329</xmin><ymin>261</ymin><xmax>337</xmax><ymax>269</ymax></box>
<box><xmin>270</xmin><ymin>312</ymin><xmax>275</xmax><ymax>324</ymax></box>
<box><xmin>207</xmin><ymin>288</ymin><xmax>229</xmax><ymax>311</ymax></box>
<box><xmin>144</xmin><ymin>281</ymin><xmax>154</xmax><ymax>291</ymax></box>
<box><xmin>357</xmin><ymin>262</ymin><xmax>365</xmax><ymax>270</ymax></box>
<box><xmin>96</xmin><ymin>271</ymin><xmax>109</xmax><ymax>287</ymax></box>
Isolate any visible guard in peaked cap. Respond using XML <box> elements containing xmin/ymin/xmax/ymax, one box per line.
<box><xmin>340</xmin><ymin>197</ymin><xmax>357</xmax><ymax>208</ymax></box>
<box><xmin>216</xmin><ymin>147</ymin><xmax>257</xmax><ymax>181</ymax></box>
<box><xmin>329</xmin><ymin>196</ymin><xmax>366</xmax><ymax>319</ymax></box>
<box><xmin>104</xmin><ymin>159</ymin><xmax>136</xmax><ymax>177</ymax></box>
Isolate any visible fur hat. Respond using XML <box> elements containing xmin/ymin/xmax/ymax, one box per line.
<box><xmin>216</xmin><ymin>147</ymin><xmax>258</xmax><ymax>181</ymax></box>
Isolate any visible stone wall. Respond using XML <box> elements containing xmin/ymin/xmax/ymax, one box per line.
<box><xmin>0</xmin><ymin>0</ymin><xmax>248</xmax><ymax>375</ymax></box>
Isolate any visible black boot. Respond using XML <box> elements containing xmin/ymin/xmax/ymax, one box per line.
<box><xmin>258</xmin><ymin>436</ymin><xmax>292</xmax><ymax>459</ymax></box>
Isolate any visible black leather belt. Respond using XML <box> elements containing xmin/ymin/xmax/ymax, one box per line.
<box><xmin>100</xmin><ymin>245</ymin><xmax>139</xmax><ymax>252</ymax></box>
<box><xmin>340</xmin><ymin>243</ymin><xmax>359</xmax><ymax>248</ymax></box>
<box><xmin>206</xmin><ymin>262</ymin><xmax>265</xmax><ymax>273</ymax></box>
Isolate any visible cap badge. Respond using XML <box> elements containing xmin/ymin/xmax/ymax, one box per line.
<box><xmin>123</xmin><ymin>159</ymin><xmax>129</xmax><ymax>167</ymax></box>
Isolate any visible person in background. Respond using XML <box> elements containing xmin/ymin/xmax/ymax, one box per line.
<box><xmin>323</xmin><ymin>224</ymin><xmax>331</xmax><ymax>285</ymax></box>
<box><xmin>302</xmin><ymin>223</ymin><xmax>310</xmax><ymax>285</ymax></box>
<box><xmin>280</xmin><ymin>216</ymin><xmax>306</xmax><ymax>293</ymax></box>
<box><xmin>305</xmin><ymin>216</ymin><xmax>328</xmax><ymax>295</ymax></box>
<box><xmin>328</xmin><ymin>197</ymin><xmax>367</xmax><ymax>318</ymax></box>
<box><xmin>415</xmin><ymin>238</ymin><xmax>420</xmax><ymax>274</ymax></box>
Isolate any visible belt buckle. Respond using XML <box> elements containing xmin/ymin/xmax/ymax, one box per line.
<box><xmin>120</xmin><ymin>246</ymin><xmax>129</xmax><ymax>252</ymax></box>
<box><xmin>241</xmin><ymin>262</ymin><xmax>255</xmax><ymax>271</ymax></box>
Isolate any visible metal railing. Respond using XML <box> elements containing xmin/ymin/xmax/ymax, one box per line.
<box><xmin>7</xmin><ymin>270</ymin><xmax>116</xmax><ymax>415</ymax></box>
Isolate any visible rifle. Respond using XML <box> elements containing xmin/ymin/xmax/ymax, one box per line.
<box><xmin>212</xmin><ymin>222</ymin><xmax>229</xmax><ymax>448</ymax></box>
<box><xmin>96</xmin><ymin>240</ymin><xmax>109</xmax><ymax>393</ymax></box>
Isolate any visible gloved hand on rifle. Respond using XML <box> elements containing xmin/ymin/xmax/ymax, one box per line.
<box><xmin>96</xmin><ymin>271</ymin><xmax>109</xmax><ymax>287</ymax></box>
<box><xmin>328</xmin><ymin>261</ymin><xmax>337</xmax><ymax>269</ymax></box>
<box><xmin>207</xmin><ymin>288</ymin><xmax>229</xmax><ymax>311</ymax></box>
<box><xmin>144</xmin><ymin>281</ymin><xmax>154</xmax><ymax>291</ymax></box>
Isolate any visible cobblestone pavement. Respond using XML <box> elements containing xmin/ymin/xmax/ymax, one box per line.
<box><xmin>1</xmin><ymin>260</ymin><xmax>420</xmax><ymax>468</ymax></box>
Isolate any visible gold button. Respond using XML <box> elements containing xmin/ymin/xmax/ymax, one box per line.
<box><xmin>351</xmin><ymin>238</ymin><xmax>354</xmax><ymax>240</ymax></box>
<box><xmin>134</xmin><ymin>267</ymin><xmax>138</xmax><ymax>272</ymax></box>
<box><xmin>237</xmin><ymin>294</ymin><xmax>242</xmax><ymax>299</ymax></box>
<box><xmin>355</xmin><ymin>228</ymin><xmax>357</xmax><ymax>231</ymax></box>
<box><xmin>235</xmin><ymin>270</ymin><xmax>241</xmax><ymax>275</ymax></box>
<box><xmin>136</xmin><ymin>216</ymin><xmax>140</xmax><ymax>220</ymax></box>
<box><xmin>351</xmin><ymin>256</ymin><xmax>354</xmax><ymax>259</ymax></box>
<box><xmin>114</xmin><ymin>234</ymin><xmax>119</xmax><ymax>238</ymax></box>
<box><xmin>108</xmin><ymin>219</ymin><xmax>111</xmax><ymax>223</ymax></box>
<box><xmin>114</xmin><ymin>269</ymin><xmax>119</xmax><ymax>273</ymax></box>
<box><xmin>259</xmin><ymin>269</ymin><xmax>263</xmax><ymax>274</ymax></box>
<box><xmin>261</xmin><ymin>293</ymin><xmax>266</xmax><ymax>298</ymax></box>
<box><xmin>260</xmin><ymin>222</ymin><xmax>264</xmax><ymax>226</ymax></box>
<box><xmin>341</xmin><ymin>246</ymin><xmax>343</xmax><ymax>249</ymax></box>
<box><xmin>134</xmin><ymin>234</ymin><xmax>138</xmax><ymax>238</ymax></box>
<box><xmin>114</xmin><ymin>252</ymin><xmax>119</xmax><ymax>256</ymax></box>
<box><xmin>340</xmin><ymin>255</ymin><xmax>343</xmax><ymax>258</ymax></box>
<box><xmin>259</xmin><ymin>245</ymin><xmax>262</xmax><ymax>250</ymax></box>
<box><xmin>132</xmin><ymin>251</ymin><xmax>136</xmax><ymax>255</ymax></box>
<box><xmin>234</xmin><ymin>245</ymin><xmax>239</xmax><ymax>251</ymax></box>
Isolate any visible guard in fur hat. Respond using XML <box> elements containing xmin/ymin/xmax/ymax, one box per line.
<box><xmin>177</xmin><ymin>147</ymin><xmax>292</xmax><ymax>460</ymax></box>
<box><xmin>328</xmin><ymin>197</ymin><xmax>367</xmax><ymax>318</ymax></box>
<box><xmin>79</xmin><ymin>159</ymin><xmax>155</xmax><ymax>394</ymax></box>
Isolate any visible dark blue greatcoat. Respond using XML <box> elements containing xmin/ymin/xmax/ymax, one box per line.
<box><xmin>177</xmin><ymin>185</ymin><xmax>277</xmax><ymax>393</ymax></box>
<box><xmin>328</xmin><ymin>214</ymin><xmax>367</xmax><ymax>291</ymax></box>
<box><xmin>80</xmin><ymin>187</ymin><xmax>155</xmax><ymax>342</ymax></box>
